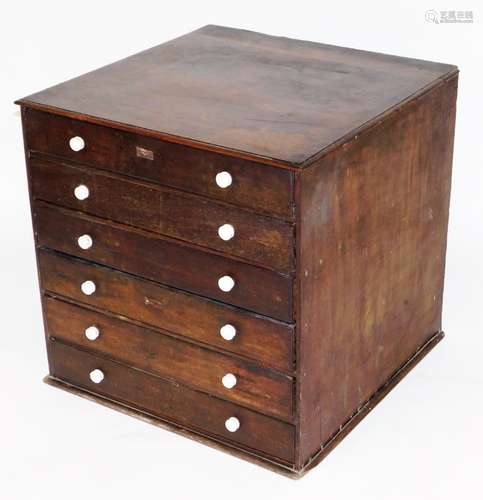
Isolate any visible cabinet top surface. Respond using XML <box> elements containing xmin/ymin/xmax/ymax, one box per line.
<box><xmin>17</xmin><ymin>25</ymin><xmax>457</xmax><ymax>167</ymax></box>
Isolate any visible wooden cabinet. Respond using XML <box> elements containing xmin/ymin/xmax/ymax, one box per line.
<box><xmin>17</xmin><ymin>25</ymin><xmax>457</xmax><ymax>476</ymax></box>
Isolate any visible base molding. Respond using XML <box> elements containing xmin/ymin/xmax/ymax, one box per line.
<box><xmin>299</xmin><ymin>331</ymin><xmax>445</xmax><ymax>474</ymax></box>
<box><xmin>44</xmin><ymin>330</ymin><xmax>444</xmax><ymax>478</ymax></box>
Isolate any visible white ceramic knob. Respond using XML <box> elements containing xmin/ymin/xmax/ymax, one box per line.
<box><xmin>89</xmin><ymin>369</ymin><xmax>104</xmax><ymax>384</ymax></box>
<box><xmin>74</xmin><ymin>184</ymin><xmax>90</xmax><ymax>201</ymax></box>
<box><xmin>222</xmin><ymin>373</ymin><xmax>237</xmax><ymax>389</ymax></box>
<box><xmin>81</xmin><ymin>280</ymin><xmax>96</xmax><ymax>296</ymax></box>
<box><xmin>218</xmin><ymin>275</ymin><xmax>235</xmax><ymax>292</ymax></box>
<box><xmin>215</xmin><ymin>171</ymin><xmax>232</xmax><ymax>189</ymax></box>
<box><xmin>77</xmin><ymin>234</ymin><xmax>93</xmax><ymax>250</ymax></box>
<box><xmin>225</xmin><ymin>417</ymin><xmax>240</xmax><ymax>433</ymax></box>
<box><xmin>69</xmin><ymin>136</ymin><xmax>85</xmax><ymax>152</ymax></box>
<box><xmin>220</xmin><ymin>324</ymin><xmax>237</xmax><ymax>341</ymax></box>
<box><xmin>218</xmin><ymin>224</ymin><xmax>235</xmax><ymax>241</ymax></box>
<box><xmin>85</xmin><ymin>325</ymin><xmax>100</xmax><ymax>341</ymax></box>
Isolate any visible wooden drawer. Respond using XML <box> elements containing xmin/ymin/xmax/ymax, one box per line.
<box><xmin>34</xmin><ymin>202</ymin><xmax>292</xmax><ymax>321</ymax></box>
<box><xmin>39</xmin><ymin>250</ymin><xmax>294</xmax><ymax>373</ymax></box>
<box><xmin>29</xmin><ymin>157</ymin><xmax>294</xmax><ymax>273</ymax></box>
<box><xmin>24</xmin><ymin>108</ymin><xmax>294</xmax><ymax>221</ymax></box>
<box><xmin>48</xmin><ymin>339</ymin><xmax>295</xmax><ymax>463</ymax></box>
<box><xmin>44</xmin><ymin>297</ymin><xmax>293</xmax><ymax>420</ymax></box>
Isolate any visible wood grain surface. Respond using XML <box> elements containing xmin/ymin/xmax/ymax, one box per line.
<box><xmin>48</xmin><ymin>339</ymin><xmax>295</xmax><ymax>463</ymax></box>
<box><xmin>44</xmin><ymin>297</ymin><xmax>293</xmax><ymax>420</ymax></box>
<box><xmin>30</xmin><ymin>157</ymin><xmax>294</xmax><ymax>273</ymax></box>
<box><xmin>24</xmin><ymin>108</ymin><xmax>294</xmax><ymax>218</ymax></box>
<box><xmin>295</xmin><ymin>75</ymin><xmax>457</xmax><ymax>467</ymax></box>
<box><xmin>38</xmin><ymin>250</ymin><xmax>294</xmax><ymax>373</ymax></box>
<box><xmin>17</xmin><ymin>25</ymin><xmax>456</xmax><ymax>165</ymax></box>
<box><xmin>34</xmin><ymin>202</ymin><xmax>293</xmax><ymax>320</ymax></box>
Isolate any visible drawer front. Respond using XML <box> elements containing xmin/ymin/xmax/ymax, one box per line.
<box><xmin>29</xmin><ymin>158</ymin><xmax>294</xmax><ymax>273</ymax></box>
<box><xmin>48</xmin><ymin>340</ymin><xmax>295</xmax><ymax>463</ymax></box>
<box><xmin>45</xmin><ymin>297</ymin><xmax>293</xmax><ymax>420</ymax></box>
<box><xmin>39</xmin><ymin>250</ymin><xmax>294</xmax><ymax>373</ymax></box>
<box><xmin>24</xmin><ymin>108</ymin><xmax>294</xmax><ymax>221</ymax></box>
<box><xmin>34</xmin><ymin>202</ymin><xmax>292</xmax><ymax>321</ymax></box>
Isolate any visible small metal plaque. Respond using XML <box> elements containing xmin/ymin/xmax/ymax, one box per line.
<box><xmin>136</xmin><ymin>146</ymin><xmax>154</xmax><ymax>160</ymax></box>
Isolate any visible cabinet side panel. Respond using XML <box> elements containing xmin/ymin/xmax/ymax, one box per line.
<box><xmin>296</xmin><ymin>75</ymin><xmax>458</xmax><ymax>467</ymax></box>
<box><xmin>20</xmin><ymin>106</ymin><xmax>53</xmax><ymax>373</ymax></box>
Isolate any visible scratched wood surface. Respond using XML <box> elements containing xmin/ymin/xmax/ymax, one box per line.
<box><xmin>44</xmin><ymin>297</ymin><xmax>293</xmax><ymax>420</ymax></box>
<box><xmin>295</xmin><ymin>74</ymin><xmax>457</xmax><ymax>467</ymax></box>
<box><xmin>38</xmin><ymin>249</ymin><xmax>294</xmax><ymax>373</ymax></box>
<box><xmin>48</xmin><ymin>339</ymin><xmax>295</xmax><ymax>463</ymax></box>
<box><xmin>17</xmin><ymin>25</ymin><xmax>456</xmax><ymax>166</ymax></box>
<box><xmin>34</xmin><ymin>202</ymin><xmax>293</xmax><ymax>320</ymax></box>
<box><xmin>24</xmin><ymin>108</ymin><xmax>294</xmax><ymax>219</ymax></box>
<box><xmin>29</xmin><ymin>157</ymin><xmax>294</xmax><ymax>274</ymax></box>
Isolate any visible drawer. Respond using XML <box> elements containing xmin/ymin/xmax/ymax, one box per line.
<box><xmin>29</xmin><ymin>157</ymin><xmax>294</xmax><ymax>273</ymax></box>
<box><xmin>45</xmin><ymin>297</ymin><xmax>293</xmax><ymax>420</ymax></box>
<box><xmin>39</xmin><ymin>250</ymin><xmax>294</xmax><ymax>373</ymax></box>
<box><xmin>48</xmin><ymin>339</ymin><xmax>295</xmax><ymax>464</ymax></box>
<box><xmin>24</xmin><ymin>108</ymin><xmax>294</xmax><ymax>221</ymax></box>
<box><xmin>34</xmin><ymin>202</ymin><xmax>292</xmax><ymax>321</ymax></box>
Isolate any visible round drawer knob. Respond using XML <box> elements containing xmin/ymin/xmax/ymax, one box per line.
<box><xmin>74</xmin><ymin>184</ymin><xmax>90</xmax><ymax>201</ymax></box>
<box><xmin>225</xmin><ymin>417</ymin><xmax>240</xmax><ymax>433</ymax></box>
<box><xmin>215</xmin><ymin>171</ymin><xmax>232</xmax><ymax>189</ymax></box>
<box><xmin>69</xmin><ymin>136</ymin><xmax>85</xmax><ymax>152</ymax></box>
<box><xmin>85</xmin><ymin>325</ymin><xmax>100</xmax><ymax>341</ymax></box>
<box><xmin>220</xmin><ymin>324</ymin><xmax>236</xmax><ymax>341</ymax></box>
<box><xmin>81</xmin><ymin>280</ymin><xmax>96</xmax><ymax>296</ymax></box>
<box><xmin>218</xmin><ymin>275</ymin><xmax>235</xmax><ymax>293</ymax></box>
<box><xmin>77</xmin><ymin>234</ymin><xmax>93</xmax><ymax>250</ymax></box>
<box><xmin>218</xmin><ymin>224</ymin><xmax>235</xmax><ymax>241</ymax></box>
<box><xmin>89</xmin><ymin>369</ymin><xmax>104</xmax><ymax>384</ymax></box>
<box><xmin>222</xmin><ymin>373</ymin><xmax>237</xmax><ymax>389</ymax></box>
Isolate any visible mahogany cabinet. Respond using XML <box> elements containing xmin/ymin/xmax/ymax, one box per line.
<box><xmin>16</xmin><ymin>25</ymin><xmax>457</xmax><ymax>476</ymax></box>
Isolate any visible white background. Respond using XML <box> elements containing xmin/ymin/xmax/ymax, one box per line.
<box><xmin>1</xmin><ymin>1</ymin><xmax>482</xmax><ymax>498</ymax></box>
